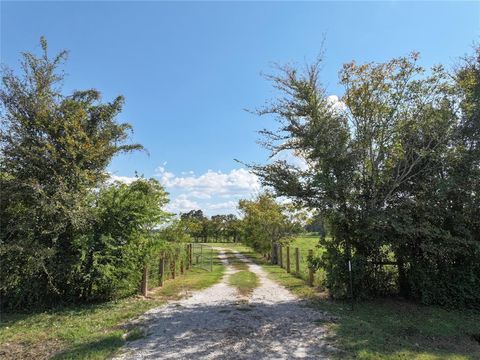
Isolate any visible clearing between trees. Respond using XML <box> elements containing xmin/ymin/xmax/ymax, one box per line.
<box><xmin>113</xmin><ymin>249</ymin><xmax>337</xmax><ymax>360</ymax></box>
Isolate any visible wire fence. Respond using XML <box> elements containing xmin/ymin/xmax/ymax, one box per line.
<box><xmin>140</xmin><ymin>243</ymin><xmax>214</xmax><ymax>295</ymax></box>
<box><xmin>276</xmin><ymin>244</ymin><xmax>326</xmax><ymax>288</ymax></box>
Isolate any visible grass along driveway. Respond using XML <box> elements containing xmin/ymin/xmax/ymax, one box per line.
<box><xmin>0</xmin><ymin>249</ymin><xmax>225</xmax><ymax>360</ymax></box>
<box><xmin>211</xmin><ymin>242</ymin><xmax>480</xmax><ymax>360</ymax></box>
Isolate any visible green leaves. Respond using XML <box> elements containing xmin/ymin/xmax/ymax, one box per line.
<box><xmin>238</xmin><ymin>193</ymin><xmax>301</xmax><ymax>256</ymax></box>
<box><xmin>253</xmin><ymin>48</ymin><xmax>480</xmax><ymax>307</ymax></box>
<box><xmin>0</xmin><ymin>38</ymin><xmax>147</xmax><ymax>309</ymax></box>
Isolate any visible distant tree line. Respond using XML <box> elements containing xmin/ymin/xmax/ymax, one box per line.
<box><xmin>251</xmin><ymin>47</ymin><xmax>480</xmax><ymax>308</ymax></box>
<box><xmin>179</xmin><ymin>210</ymin><xmax>242</xmax><ymax>243</ymax></box>
<box><xmin>180</xmin><ymin>194</ymin><xmax>304</xmax><ymax>260</ymax></box>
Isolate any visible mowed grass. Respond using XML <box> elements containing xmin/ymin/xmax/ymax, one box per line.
<box><xmin>0</xmin><ymin>249</ymin><xmax>225</xmax><ymax>360</ymax></box>
<box><xmin>228</xmin><ymin>271</ymin><xmax>259</xmax><ymax>297</ymax></box>
<box><xmin>213</xmin><ymin>242</ymin><xmax>480</xmax><ymax>360</ymax></box>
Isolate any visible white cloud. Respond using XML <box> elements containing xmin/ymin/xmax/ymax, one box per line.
<box><xmin>165</xmin><ymin>194</ymin><xmax>200</xmax><ymax>214</ymax></box>
<box><xmin>108</xmin><ymin>174</ymin><xmax>138</xmax><ymax>184</ymax></box>
<box><xmin>155</xmin><ymin>166</ymin><xmax>261</xmax><ymax>215</ymax></box>
<box><xmin>327</xmin><ymin>94</ymin><xmax>347</xmax><ymax>112</ymax></box>
<box><xmin>106</xmin><ymin>167</ymin><xmax>260</xmax><ymax>216</ymax></box>
<box><xmin>205</xmin><ymin>200</ymin><xmax>238</xmax><ymax>212</ymax></box>
<box><xmin>156</xmin><ymin>166</ymin><xmax>261</xmax><ymax>199</ymax></box>
<box><xmin>272</xmin><ymin>149</ymin><xmax>309</xmax><ymax>171</ymax></box>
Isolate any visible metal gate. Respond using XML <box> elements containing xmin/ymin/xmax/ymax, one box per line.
<box><xmin>191</xmin><ymin>243</ymin><xmax>213</xmax><ymax>271</ymax></box>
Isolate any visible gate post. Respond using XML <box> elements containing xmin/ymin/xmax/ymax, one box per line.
<box><xmin>295</xmin><ymin>248</ymin><xmax>300</xmax><ymax>275</ymax></box>
<box><xmin>279</xmin><ymin>246</ymin><xmax>283</xmax><ymax>268</ymax></box>
<box><xmin>189</xmin><ymin>244</ymin><xmax>193</xmax><ymax>266</ymax></box>
<box><xmin>308</xmin><ymin>249</ymin><xmax>314</xmax><ymax>286</ymax></box>
<box><xmin>286</xmin><ymin>246</ymin><xmax>291</xmax><ymax>273</ymax></box>
<box><xmin>159</xmin><ymin>257</ymin><xmax>165</xmax><ymax>286</ymax></box>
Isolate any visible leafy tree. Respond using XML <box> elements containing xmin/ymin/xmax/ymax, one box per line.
<box><xmin>223</xmin><ymin>214</ymin><xmax>242</xmax><ymax>242</ymax></box>
<box><xmin>180</xmin><ymin>209</ymin><xmax>208</xmax><ymax>242</ymax></box>
<box><xmin>76</xmin><ymin>178</ymin><xmax>170</xmax><ymax>301</ymax></box>
<box><xmin>238</xmin><ymin>194</ymin><xmax>300</xmax><ymax>260</ymax></box>
<box><xmin>251</xmin><ymin>49</ymin><xmax>480</xmax><ymax>306</ymax></box>
<box><xmin>206</xmin><ymin>214</ymin><xmax>241</xmax><ymax>242</ymax></box>
<box><xmin>0</xmin><ymin>38</ymin><xmax>142</xmax><ymax>308</ymax></box>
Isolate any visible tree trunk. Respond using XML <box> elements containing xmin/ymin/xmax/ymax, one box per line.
<box><xmin>397</xmin><ymin>255</ymin><xmax>409</xmax><ymax>298</ymax></box>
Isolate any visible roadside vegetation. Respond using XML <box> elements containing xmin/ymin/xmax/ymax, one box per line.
<box><xmin>1</xmin><ymin>35</ymin><xmax>479</xmax><ymax>360</ymax></box>
<box><xmin>216</xmin><ymin>242</ymin><xmax>480</xmax><ymax>359</ymax></box>
<box><xmin>250</xmin><ymin>48</ymin><xmax>480</xmax><ymax>308</ymax></box>
<box><xmin>0</xmin><ymin>250</ymin><xmax>225</xmax><ymax>360</ymax></box>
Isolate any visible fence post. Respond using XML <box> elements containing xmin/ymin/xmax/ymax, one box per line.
<box><xmin>159</xmin><ymin>256</ymin><xmax>165</xmax><ymax>286</ymax></box>
<box><xmin>286</xmin><ymin>246</ymin><xmax>291</xmax><ymax>273</ymax></box>
<box><xmin>141</xmin><ymin>264</ymin><xmax>148</xmax><ymax>296</ymax></box>
<box><xmin>271</xmin><ymin>242</ymin><xmax>278</xmax><ymax>265</ymax></box>
<box><xmin>185</xmin><ymin>244</ymin><xmax>190</xmax><ymax>270</ymax></box>
<box><xmin>279</xmin><ymin>246</ymin><xmax>283</xmax><ymax>268</ymax></box>
<box><xmin>189</xmin><ymin>244</ymin><xmax>193</xmax><ymax>266</ymax></box>
<box><xmin>295</xmin><ymin>248</ymin><xmax>300</xmax><ymax>275</ymax></box>
<box><xmin>180</xmin><ymin>257</ymin><xmax>185</xmax><ymax>275</ymax></box>
<box><xmin>308</xmin><ymin>249</ymin><xmax>314</xmax><ymax>286</ymax></box>
<box><xmin>172</xmin><ymin>258</ymin><xmax>176</xmax><ymax>279</ymax></box>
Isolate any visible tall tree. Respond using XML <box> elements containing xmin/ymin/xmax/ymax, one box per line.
<box><xmin>0</xmin><ymin>38</ymin><xmax>142</xmax><ymax>308</ymax></box>
<box><xmin>251</xmin><ymin>50</ymin><xmax>480</xmax><ymax>306</ymax></box>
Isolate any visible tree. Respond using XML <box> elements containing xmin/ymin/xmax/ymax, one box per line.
<box><xmin>223</xmin><ymin>214</ymin><xmax>242</xmax><ymax>242</ymax></box>
<box><xmin>251</xmin><ymin>50</ymin><xmax>480</xmax><ymax>306</ymax></box>
<box><xmin>238</xmin><ymin>194</ymin><xmax>300</xmax><ymax>261</ymax></box>
<box><xmin>76</xmin><ymin>178</ymin><xmax>170</xmax><ymax>301</ymax></box>
<box><xmin>0</xmin><ymin>38</ymin><xmax>142</xmax><ymax>308</ymax></box>
<box><xmin>180</xmin><ymin>209</ymin><xmax>208</xmax><ymax>242</ymax></box>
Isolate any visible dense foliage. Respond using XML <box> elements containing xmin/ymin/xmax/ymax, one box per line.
<box><xmin>75</xmin><ymin>179</ymin><xmax>171</xmax><ymax>302</ymax></box>
<box><xmin>0</xmin><ymin>39</ymin><xmax>173</xmax><ymax>309</ymax></box>
<box><xmin>252</xmin><ymin>49</ymin><xmax>480</xmax><ymax>307</ymax></box>
<box><xmin>237</xmin><ymin>194</ymin><xmax>302</xmax><ymax>259</ymax></box>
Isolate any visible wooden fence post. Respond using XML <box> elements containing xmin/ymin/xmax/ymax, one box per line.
<box><xmin>308</xmin><ymin>249</ymin><xmax>314</xmax><ymax>286</ymax></box>
<box><xmin>279</xmin><ymin>246</ymin><xmax>283</xmax><ymax>268</ymax></box>
<box><xmin>180</xmin><ymin>258</ymin><xmax>185</xmax><ymax>274</ymax></box>
<box><xmin>159</xmin><ymin>257</ymin><xmax>165</xmax><ymax>286</ymax></box>
<box><xmin>171</xmin><ymin>259</ymin><xmax>176</xmax><ymax>279</ymax></box>
<box><xmin>185</xmin><ymin>244</ymin><xmax>190</xmax><ymax>270</ymax></box>
<box><xmin>189</xmin><ymin>244</ymin><xmax>193</xmax><ymax>267</ymax></box>
<box><xmin>141</xmin><ymin>264</ymin><xmax>148</xmax><ymax>296</ymax></box>
<box><xmin>286</xmin><ymin>246</ymin><xmax>291</xmax><ymax>273</ymax></box>
<box><xmin>295</xmin><ymin>248</ymin><xmax>300</xmax><ymax>275</ymax></box>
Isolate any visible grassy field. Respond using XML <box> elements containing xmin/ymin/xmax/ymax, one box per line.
<box><xmin>281</xmin><ymin>233</ymin><xmax>326</xmax><ymax>287</ymax></box>
<box><xmin>212</xmin><ymin>242</ymin><xmax>480</xmax><ymax>360</ymax></box>
<box><xmin>0</xmin><ymin>249</ymin><xmax>225</xmax><ymax>360</ymax></box>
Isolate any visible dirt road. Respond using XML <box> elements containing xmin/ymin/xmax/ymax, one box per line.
<box><xmin>113</xmin><ymin>249</ymin><xmax>335</xmax><ymax>359</ymax></box>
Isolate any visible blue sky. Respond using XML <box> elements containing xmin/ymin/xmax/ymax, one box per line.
<box><xmin>2</xmin><ymin>1</ymin><xmax>479</xmax><ymax>215</ymax></box>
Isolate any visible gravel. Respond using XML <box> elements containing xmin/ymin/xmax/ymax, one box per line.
<box><xmin>113</xmin><ymin>249</ymin><xmax>335</xmax><ymax>359</ymax></box>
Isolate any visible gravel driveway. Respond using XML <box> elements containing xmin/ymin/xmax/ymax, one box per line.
<box><xmin>113</xmin><ymin>249</ymin><xmax>335</xmax><ymax>359</ymax></box>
